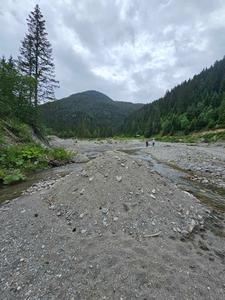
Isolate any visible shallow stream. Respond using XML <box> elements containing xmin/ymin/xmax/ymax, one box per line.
<box><xmin>120</xmin><ymin>148</ymin><xmax>225</xmax><ymax>212</ymax></box>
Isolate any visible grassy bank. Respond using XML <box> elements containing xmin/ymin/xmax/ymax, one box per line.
<box><xmin>0</xmin><ymin>144</ymin><xmax>73</xmax><ymax>185</ymax></box>
<box><xmin>0</xmin><ymin>120</ymin><xmax>73</xmax><ymax>185</ymax></box>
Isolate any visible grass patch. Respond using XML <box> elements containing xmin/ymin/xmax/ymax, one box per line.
<box><xmin>0</xmin><ymin>144</ymin><xmax>73</xmax><ymax>185</ymax></box>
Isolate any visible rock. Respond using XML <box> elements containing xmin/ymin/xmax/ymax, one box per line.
<box><xmin>152</xmin><ymin>189</ymin><xmax>156</xmax><ymax>194</ymax></box>
<box><xmin>49</xmin><ymin>205</ymin><xmax>55</xmax><ymax>210</ymax></box>
<box><xmin>80</xmin><ymin>188</ymin><xmax>85</xmax><ymax>195</ymax></box>
<box><xmin>116</xmin><ymin>176</ymin><xmax>122</xmax><ymax>182</ymax></box>
<box><xmin>79</xmin><ymin>213</ymin><xmax>84</xmax><ymax>218</ymax></box>
<box><xmin>199</xmin><ymin>240</ymin><xmax>209</xmax><ymax>251</ymax></box>
<box><xmin>34</xmin><ymin>213</ymin><xmax>38</xmax><ymax>217</ymax></box>
<box><xmin>81</xmin><ymin>170</ymin><xmax>88</xmax><ymax>177</ymax></box>
<box><xmin>73</xmin><ymin>154</ymin><xmax>89</xmax><ymax>163</ymax></box>
<box><xmin>121</xmin><ymin>163</ymin><xmax>125</xmax><ymax>167</ymax></box>
<box><xmin>81</xmin><ymin>229</ymin><xmax>87</xmax><ymax>234</ymax></box>
<box><xmin>103</xmin><ymin>217</ymin><xmax>108</xmax><ymax>226</ymax></box>
<box><xmin>122</xmin><ymin>203</ymin><xmax>129</xmax><ymax>211</ymax></box>
<box><xmin>202</xmin><ymin>179</ymin><xmax>209</xmax><ymax>184</ymax></box>
<box><xmin>89</xmin><ymin>177</ymin><xmax>94</xmax><ymax>182</ymax></box>
<box><xmin>150</xmin><ymin>194</ymin><xmax>156</xmax><ymax>199</ymax></box>
<box><xmin>187</xmin><ymin>219</ymin><xmax>197</xmax><ymax>233</ymax></box>
<box><xmin>57</xmin><ymin>212</ymin><xmax>62</xmax><ymax>217</ymax></box>
<box><xmin>102</xmin><ymin>208</ymin><xmax>108</xmax><ymax>214</ymax></box>
<box><xmin>113</xmin><ymin>217</ymin><xmax>119</xmax><ymax>221</ymax></box>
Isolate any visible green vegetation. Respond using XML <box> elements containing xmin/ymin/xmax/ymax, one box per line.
<box><xmin>0</xmin><ymin>6</ymin><xmax>66</xmax><ymax>186</ymax></box>
<box><xmin>40</xmin><ymin>90</ymin><xmax>143</xmax><ymax>138</ymax></box>
<box><xmin>0</xmin><ymin>57</ymin><xmax>36</xmax><ymax>125</ymax></box>
<box><xmin>122</xmin><ymin>58</ymin><xmax>225</xmax><ymax>137</ymax></box>
<box><xmin>154</xmin><ymin>130</ymin><xmax>225</xmax><ymax>143</ymax></box>
<box><xmin>0</xmin><ymin>144</ymin><xmax>73</xmax><ymax>185</ymax></box>
<box><xmin>19</xmin><ymin>4</ymin><xmax>58</xmax><ymax>107</ymax></box>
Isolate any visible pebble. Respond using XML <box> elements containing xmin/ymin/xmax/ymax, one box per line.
<box><xmin>49</xmin><ymin>205</ymin><xmax>55</xmax><ymax>210</ymax></box>
<box><xmin>81</xmin><ymin>170</ymin><xmax>88</xmax><ymax>177</ymax></box>
<box><xmin>102</xmin><ymin>208</ymin><xmax>108</xmax><ymax>214</ymax></box>
<box><xmin>80</xmin><ymin>189</ymin><xmax>85</xmax><ymax>195</ymax></box>
<box><xmin>116</xmin><ymin>176</ymin><xmax>122</xmax><ymax>182</ymax></box>
<box><xmin>188</xmin><ymin>219</ymin><xmax>197</xmax><ymax>233</ymax></box>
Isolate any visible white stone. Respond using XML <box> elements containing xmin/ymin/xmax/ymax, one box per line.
<box><xmin>116</xmin><ymin>176</ymin><xmax>122</xmax><ymax>182</ymax></box>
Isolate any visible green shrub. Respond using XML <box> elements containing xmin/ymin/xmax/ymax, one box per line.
<box><xmin>0</xmin><ymin>143</ymin><xmax>73</xmax><ymax>185</ymax></box>
<box><xmin>3</xmin><ymin>170</ymin><xmax>26</xmax><ymax>185</ymax></box>
<box><xmin>4</xmin><ymin>120</ymin><xmax>32</xmax><ymax>142</ymax></box>
<box><xmin>48</xmin><ymin>147</ymin><xmax>73</xmax><ymax>161</ymax></box>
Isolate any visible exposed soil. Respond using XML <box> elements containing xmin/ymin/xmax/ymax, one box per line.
<box><xmin>0</xmin><ymin>138</ymin><xmax>225</xmax><ymax>299</ymax></box>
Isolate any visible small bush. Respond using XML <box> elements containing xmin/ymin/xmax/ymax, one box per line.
<box><xmin>3</xmin><ymin>170</ymin><xmax>26</xmax><ymax>185</ymax></box>
<box><xmin>48</xmin><ymin>147</ymin><xmax>73</xmax><ymax>161</ymax></box>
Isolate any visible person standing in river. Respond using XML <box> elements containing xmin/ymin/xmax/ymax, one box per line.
<box><xmin>146</xmin><ymin>140</ymin><xmax>149</xmax><ymax>147</ymax></box>
<box><xmin>152</xmin><ymin>139</ymin><xmax>155</xmax><ymax>147</ymax></box>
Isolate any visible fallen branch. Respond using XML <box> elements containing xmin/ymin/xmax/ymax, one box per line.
<box><xmin>143</xmin><ymin>231</ymin><xmax>161</xmax><ymax>238</ymax></box>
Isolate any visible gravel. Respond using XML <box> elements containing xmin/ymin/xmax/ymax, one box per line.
<box><xmin>0</xmin><ymin>139</ymin><xmax>225</xmax><ymax>299</ymax></box>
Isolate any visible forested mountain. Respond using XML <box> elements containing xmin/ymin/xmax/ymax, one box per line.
<box><xmin>121</xmin><ymin>57</ymin><xmax>225</xmax><ymax>137</ymax></box>
<box><xmin>40</xmin><ymin>90</ymin><xmax>143</xmax><ymax>137</ymax></box>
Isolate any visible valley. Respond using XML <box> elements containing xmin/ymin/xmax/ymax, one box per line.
<box><xmin>0</xmin><ymin>138</ymin><xmax>225</xmax><ymax>299</ymax></box>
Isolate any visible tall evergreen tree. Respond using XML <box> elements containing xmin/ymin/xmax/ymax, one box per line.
<box><xmin>18</xmin><ymin>5</ymin><xmax>59</xmax><ymax>107</ymax></box>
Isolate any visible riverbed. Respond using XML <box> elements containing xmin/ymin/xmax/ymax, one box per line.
<box><xmin>0</xmin><ymin>138</ymin><xmax>225</xmax><ymax>299</ymax></box>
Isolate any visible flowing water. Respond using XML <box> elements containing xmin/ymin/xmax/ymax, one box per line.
<box><xmin>120</xmin><ymin>148</ymin><xmax>225</xmax><ymax>212</ymax></box>
<box><xmin>0</xmin><ymin>163</ymin><xmax>80</xmax><ymax>205</ymax></box>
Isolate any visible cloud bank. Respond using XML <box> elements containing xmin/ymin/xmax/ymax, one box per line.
<box><xmin>1</xmin><ymin>0</ymin><xmax>225</xmax><ymax>102</ymax></box>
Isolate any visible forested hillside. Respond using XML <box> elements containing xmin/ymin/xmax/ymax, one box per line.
<box><xmin>40</xmin><ymin>90</ymin><xmax>143</xmax><ymax>137</ymax></box>
<box><xmin>122</xmin><ymin>58</ymin><xmax>225</xmax><ymax>137</ymax></box>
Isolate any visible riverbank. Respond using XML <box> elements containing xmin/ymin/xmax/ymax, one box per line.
<box><xmin>0</xmin><ymin>138</ymin><xmax>225</xmax><ymax>299</ymax></box>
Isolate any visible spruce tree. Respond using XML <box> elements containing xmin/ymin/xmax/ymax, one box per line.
<box><xmin>18</xmin><ymin>4</ymin><xmax>58</xmax><ymax>108</ymax></box>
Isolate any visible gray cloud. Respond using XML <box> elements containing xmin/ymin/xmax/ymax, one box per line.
<box><xmin>1</xmin><ymin>0</ymin><xmax>225</xmax><ymax>103</ymax></box>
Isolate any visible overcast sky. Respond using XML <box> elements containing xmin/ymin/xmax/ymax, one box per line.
<box><xmin>1</xmin><ymin>0</ymin><xmax>225</xmax><ymax>103</ymax></box>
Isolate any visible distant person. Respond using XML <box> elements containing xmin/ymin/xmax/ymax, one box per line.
<box><xmin>152</xmin><ymin>139</ymin><xmax>155</xmax><ymax>147</ymax></box>
<box><xmin>146</xmin><ymin>140</ymin><xmax>149</xmax><ymax>147</ymax></box>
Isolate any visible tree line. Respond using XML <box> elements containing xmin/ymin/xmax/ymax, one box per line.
<box><xmin>122</xmin><ymin>58</ymin><xmax>225</xmax><ymax>137</ymax></box>
<box><xmin>0</xmin><ymin>5</ymin><xmax>58</xmax><ymax>127</ymax></box>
